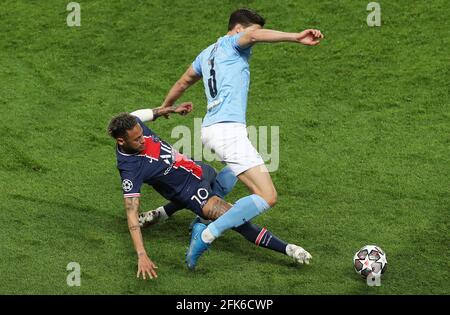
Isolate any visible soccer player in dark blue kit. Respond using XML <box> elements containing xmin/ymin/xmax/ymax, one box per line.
<box><xmin>108</xmin><ymin>103</ymin><xmax>311</xmax><ymax>280</ymax></box>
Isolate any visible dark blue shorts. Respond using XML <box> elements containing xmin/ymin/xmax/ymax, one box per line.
<box><xmin>181</xmin><ymin>162</ymin><xmax>217</xmax><ymax>218</ymax></box>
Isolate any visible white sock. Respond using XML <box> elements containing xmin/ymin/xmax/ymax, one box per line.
<box><xmin>285</xmin><ymin>244</ymin><xmax>294</xmax><ymax>256</ymax></box>
<box><xmin>158</xmin><ymin>206</ymin><xmax>169</xmax><ymax>221</ymax></box>
<box><xmin>201</xmin><ymin>227</ymin><xmax>216</xmax><ymax>244</ymax></box>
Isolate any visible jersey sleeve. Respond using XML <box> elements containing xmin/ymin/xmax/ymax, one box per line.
<box><xmin>229</xmin><ymin>32</ymin><xmax>251</xmax><ymax>54</ymax></box>
<box><xmin>135</xmin><ymin>117</ymin><xmax>154</xmax><ymax>137</ymax></box>
<box><xmin>119</xmin><ymin>170</ymin><xmax>143</xmax><ymax>198</ymax></box>
<box><xmin>130</xmin><ymin>109</ymin><xmax>154</xmax><ymax>122</ymax></box>
<box><xmin>192</xmin><ymin>53</ymin><xmax>203</xmax><ymax>76</ymax></box>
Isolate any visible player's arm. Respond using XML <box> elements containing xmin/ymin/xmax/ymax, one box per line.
<box><xmin>238</xmin><ymin>28</ymin><xmax>324</xmax><ymax>49</ymax></box>
<box><xmin>130</xmin><ymin>102</ymin><xmax>193</xmax><ymax>122</ymax></box>
<box><xmin>160</xmin><ymin>65</ymin><xmax>201</xmax><ymax>109</ymax></box>
<box><xmin>124</xmin><ymin>197</ymin><xmax>158</xmax><ymax>279</ymax></box>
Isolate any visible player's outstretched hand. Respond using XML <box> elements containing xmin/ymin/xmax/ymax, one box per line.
<box><xmin>296</xmin><ymin>29</ymin><xmax>324</xmax><ymax>46</ymax></box>
<box><xmin>137</xmin><ymin>254</ymin><xmax>158</xmax><ymax>280</ymax></box>
<box><xmin>175</xmin><ymin>102</ymin><xmax>193</xmax><ymax>116</ymax></box>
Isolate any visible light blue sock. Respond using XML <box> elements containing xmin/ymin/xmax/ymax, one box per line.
<box><xmin>212</xmin><ymin>166</ymin><xmax>238</xmax><ymax>198</ymax></box>
<box><xmin>207</xmin><ymin>194</ymin><xmax>270</xmax><ymax>238</ymax></box>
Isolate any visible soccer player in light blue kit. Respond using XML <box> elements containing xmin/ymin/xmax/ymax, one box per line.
<box><xmin>160</xmin><ymin>8</ymin><xmax>324</xmax><ymax>269</ymax></box>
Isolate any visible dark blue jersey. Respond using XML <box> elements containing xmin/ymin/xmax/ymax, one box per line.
<box><xmin>116</xmin><ymin>118</ymin><xmax>204</xmax><ymax>206</ymax></box>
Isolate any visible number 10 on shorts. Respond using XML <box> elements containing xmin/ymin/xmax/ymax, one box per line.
<box><xmin>191</xmin><ymin>188</ymin><xmax>209</xmax><ymax>206</ymax></box>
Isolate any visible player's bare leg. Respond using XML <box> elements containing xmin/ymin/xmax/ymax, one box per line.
<box><xmin>237</xmin><ymin>164</ymin><xmax>277</xmax><ymax>207</ymax></box>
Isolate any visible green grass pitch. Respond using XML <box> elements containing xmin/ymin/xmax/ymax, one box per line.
<box><xmin>0</xmin><ymin>0</ymin><xmax>448</xmax><ymax>294</ymax></box>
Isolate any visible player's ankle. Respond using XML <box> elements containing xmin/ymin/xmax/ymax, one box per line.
<box><xmin>158</xmin><ymin>206</ymin><xmax>169</xmax><ymax>221</ymax></box>
<box><xmin>286</xmin><ymin>244</ymin><xmax>298</xmax><ymax>256</ymax></box>
<box><xmin>201</xmin><ymin>228</ymin><xmax>216</xmax><ymax>244</ymax></box>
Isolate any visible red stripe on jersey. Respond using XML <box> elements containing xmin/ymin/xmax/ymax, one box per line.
<box><xmin>124</xmin><ymin>193</ymin><xmax>141</xmax><ymax>198</ymax></box>
<box><xmin>173</xmin><ymin>153</ymin><xmax>203</xmax><ymax>179</ymax></box>
<box><xmin>255</xmin><ymin>228</ymin><xmax>267</xmax><ymax>246</ymax></box>
<box><xmin>140</xmin><ymin>137</ymin><xmax>161</xmax><ymax>160</ymax></box>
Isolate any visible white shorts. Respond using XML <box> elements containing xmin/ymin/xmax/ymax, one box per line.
<box><xmin>201</xmin><ymin>122</ymin><xmax>265</xmax><ymax>176</ymax></box>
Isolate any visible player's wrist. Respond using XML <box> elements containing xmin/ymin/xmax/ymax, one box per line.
<box><xmin>168</xmin><ymin>105</ymin><xmax>177</xmax><ymax>113</ymax></box>
<box><xmin>152</xmin><ymin>108</ymin><xmax>169</xmax><ymax>120</ymax></box>
<box><xmin>152</xmin><ymin>108</ymin><xmax>160</xmax><ymax>119</ymax></box>
<box><xmin>137</xmin><ymin>250</ymin><xmax>147</xmax><ymax>257</ymax></box>
<box><xmin>290</xmin><ymin>32</ymin><xmax>300</xmax><ymax>42</ymax></box>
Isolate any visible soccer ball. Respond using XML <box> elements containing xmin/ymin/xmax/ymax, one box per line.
<box><xmin>353</xmin><ymin>245</ymin><xmax>387</xmax><ymax>279</ymax></box>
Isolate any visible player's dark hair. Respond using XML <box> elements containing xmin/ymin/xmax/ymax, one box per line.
<box><xmin>107</xmin><ymin>113</ymin><xmax>138</xmax><ymax>139</ymax></box>
<box><xmin>228</xmin><ymin>8</ymin><xmax>265</xmax><ymax>31</ymax></box>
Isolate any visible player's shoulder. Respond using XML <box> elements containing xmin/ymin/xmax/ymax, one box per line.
<box><xmin>195</xmin><ymin>36</ymin><xmax>236</xmax><ymax>63</ymax></box>
<box><xmin>219</xmin><ymin>34</ymin><xmax>237</xmax><ymax>47</ymax></box>
<box><xmin>219</xmin><ymin>34</ymin><xmax>250</xmax><ymax>55</ymax></box>
<box><xmin>115</xmin><ymin>147</ymin><xmax>141</xmax><ymax>167</ymax></box>
<box><xmin>197</xmin><ymin>40</ymin><xmax>218</xmax><ymax>58</ymax></box>
<box><xmin>135</xmin><ymin>117</ymin><xmax>147</xmax><ymax>130</ymax></box>
<box><xmin>134</xmin><ymin>117</ymin><xmax>154</xmax><ymax>136</ymax></box>
<box><xmin>116</xmin><ymin>157</ymin><xmax>142</xmax><ymax>183</ymax></box>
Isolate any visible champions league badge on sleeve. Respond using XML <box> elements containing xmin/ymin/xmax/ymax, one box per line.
<box><xmin>122</xmin><ymin>179</ymin><xmax>133</xmax><ymax>192</ymax></box>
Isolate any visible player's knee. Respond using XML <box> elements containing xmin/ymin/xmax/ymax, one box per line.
<box><xmin>261</xmin><ymin>190</ymin><xmax>277</xmax><ymax>208</ymax></box>
<box><xmin>267</xmin><ymin>191</ymin><xmax>278</xmax><ymax>207</ymax></box>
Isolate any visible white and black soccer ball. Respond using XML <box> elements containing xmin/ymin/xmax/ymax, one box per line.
<box><xmin>353</xmin><ymin>245</ymin><xmax>387</xmax><ymax>279</ymax></box>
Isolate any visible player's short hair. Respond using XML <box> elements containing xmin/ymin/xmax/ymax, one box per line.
<box><xmin>107</xmin><ymin>113</ymin><xmax>138</xmax><ymax>139</ymax></box>
<box><xmin>228</xmin><ymin>8</ymin><xmax>265</xmax><ymax>31</ymax></box>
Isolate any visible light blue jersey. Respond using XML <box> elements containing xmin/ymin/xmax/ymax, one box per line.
<box><xmin>192</xmin><ymin>33</ymin><xmax>252</xmax><ymax>127</ymax></box>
